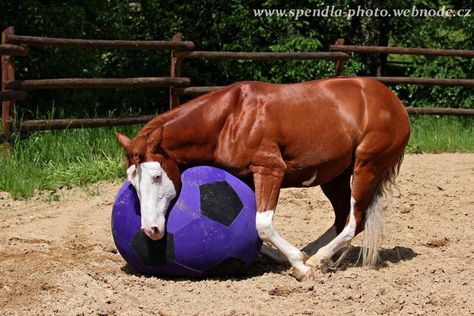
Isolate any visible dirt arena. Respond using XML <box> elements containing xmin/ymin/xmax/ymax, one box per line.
<box><xmin>0</xmin><ymin>153</ymin><xmax>473</xmax><ymax>315</ymax></box>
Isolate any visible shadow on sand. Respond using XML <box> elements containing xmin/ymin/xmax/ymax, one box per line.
<box><xmin>119</xmin><ymin>245</ymin><xmax>417</xmax><ymax>281</ymax></box>
<box><xmin>119</xmin><ymin>253</ymin><xmax>287</xmax><ymax>282</ymax></box>
<box><xmin>329</xmin><ymin>245</ymin><xmax>418</xmax><ymax>271</ymax></box>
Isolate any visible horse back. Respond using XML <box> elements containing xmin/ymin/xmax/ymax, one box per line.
<box><xmin>214</xmin><ymin>78</ymin><xmax>409</xmax><ymax>186</ymax></box>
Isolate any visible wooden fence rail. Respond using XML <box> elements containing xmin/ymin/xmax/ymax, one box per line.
<box><xmin>168</xmin><ymin>49</ymin><xmax>349</xmax><ymax>107</ymax></box>
<box><xmin>16</xmin><ymin>115</ymin><xmax>157</xmax><ymax>132</ymax></box>
<box><xmin>173</xmin><ymin>76</ymin><xmax>474</xmax><ymax>96</ymax></box>
<box><xmin>174</xmin><ymin>51</ymin><xmax>349</xmax><ymax>61</ymax></box>
<box><xmin>406</xmin><ymin>107</ymin><xmax>474</xmax><ymax>116</ymax></box>
<box><xmin>373</xmin><ymin>77</ymin><xmax>474</xmax><ymax>87</ymax></box>
<box><xmin>177</xmin><ymin>86</ymin><xmax>225</xmax><ymax>95</ymax></box>
<box><xmin>0</xmin><ymin>44</ymin><xmax>29</xmax><ymax>56</ymax></box>
<box><xmin>6</xmin><ymin>77</ymin><xmax>191</xmax><ymax>90</ymax></box>
<box><xmin>329</xmin><ymin>44</ymin><xmax>474</xmax><ymax>58</ymax></box>
<box><xmin>5</xmin><ymin>35</ymin><xmax>195</xmax><ymax>50</ymax></box>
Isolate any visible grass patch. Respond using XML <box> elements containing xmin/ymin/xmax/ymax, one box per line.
<box><xmin>407</xmin><ymin>116</ymin><xmax>474</xmax><ymax>153</ymax></box>
<box><xmin>0</xmin><ymin>126</ymin><xmax>140</xmax><ymax>199</ymax></box>
<box><xmin>1</xmin><ymin>115</ymin><xmax>473</xmax><ymax>198</ymax></box>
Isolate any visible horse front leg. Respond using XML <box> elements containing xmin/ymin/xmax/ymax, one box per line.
<box><xmin>252</xmin><ymin>166</ymin><xmax>311</xmax><ymax>281</ymax></box>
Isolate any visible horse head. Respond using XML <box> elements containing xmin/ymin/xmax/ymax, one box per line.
<box><xmin>116</xmin><ymin>130</ymin><xmax>181</xmax><ymax>241</ymax></box>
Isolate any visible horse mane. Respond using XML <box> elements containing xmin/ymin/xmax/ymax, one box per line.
<box><xmin>130</xmin><ymin>117</ymin><xmax>164</xmax><ymax>150</ymax></box>
<box><xmin>130</xmin><ymin>86</ymin><xmax>231</xmax><ymax>155</ymax></box>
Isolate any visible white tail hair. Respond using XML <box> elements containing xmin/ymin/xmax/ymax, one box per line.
<box><xmin>361</xmin><ymin>192</ymin><xmax>384</xmax><ymax>266</ymax></box>
<box><xmin>360</xmin><ymin>153</ymin><xmax>404</xmax><ymax>267</ymax></box>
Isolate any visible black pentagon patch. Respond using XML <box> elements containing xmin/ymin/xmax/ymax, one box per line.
<box><xmin>205</xmin><ymin>257</ymin><xmax>247</xmax><ymax>276</ymax></box>
<box><xmin>131</xmin><ymin>231</ymin><xmax>175</xmax><ymax>266</ymax></box>
<box><xmin>199</xmin><ymin>181</ymin><xmax>243</xmax><ymax>226</ymax></box>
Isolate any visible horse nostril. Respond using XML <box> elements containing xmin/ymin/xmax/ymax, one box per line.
<box><xmin>142</xmin><ymin>226</ymin><xmax>163</xmax><ymax>240</ymax></box>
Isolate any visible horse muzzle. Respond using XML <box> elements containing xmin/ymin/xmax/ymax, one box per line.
<box><xmin>141</xmin><ymin>215</ymin><xmax>166</xmax><ymax>240</ymax></box>
<box><xmin>142</xmin><ymin>226</ymin><xmax>165</xmax><ymax>240</ymax></box>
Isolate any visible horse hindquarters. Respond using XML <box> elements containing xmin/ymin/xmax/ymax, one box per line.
<box><xmin>305</xmin><ymin>88</ymin><xmax>410</xmax><ymax>269</ymax></box>
<box><xmin>305</xmin><ymin>151</ymin><xmax>405</xmax><ymax>269</ymax></box>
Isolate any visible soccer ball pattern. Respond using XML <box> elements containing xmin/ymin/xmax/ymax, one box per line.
<box><xmin>111</xmin><ymin>166</ymin><xmax>262</xmax><ymax>277</ymax></box>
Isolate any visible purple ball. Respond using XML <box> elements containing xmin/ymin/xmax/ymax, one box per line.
<box><xmin>111</xmin><ymin>166</ymin><xmax>262</xmax><ymax>277</ymax></box>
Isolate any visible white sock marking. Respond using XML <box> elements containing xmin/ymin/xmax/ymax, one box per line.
<box><xmin>256</xmin><ymin>210</ymin><xmax>308</xmax><ymax>273</ymax></box>
<box><xmin>309</xmin><ymin>197</ymin><xmax>357</xmax><ymax>264</ymax></box>
<box><xmin>301</xmin><ymin>225</ymin><xmax>338</xmax><ymax>256</ymax></box>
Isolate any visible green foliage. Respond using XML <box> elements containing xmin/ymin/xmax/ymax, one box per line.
<box><xmin>0</xmin><ymin>0</ymin><xmax>472</xmax><ymax>118</ymax></box>
<box><xmin>267</xmin><ymin>36</ymin><xmax>332</xmax><ymax>82</ymax></box>
<box><xmin>388</xmin><ymin>7</ymin><xmax>474</xmax><ymax>109</ymax></box>
<box><xmin>407</xmin><ymin>57</ymin><xmax>473</xmax><ymax>108</ymax></box>
<box><xmin>0</xmin><ymin>0</ymin><xmax>170</xmax><ymax>118</ymax></box>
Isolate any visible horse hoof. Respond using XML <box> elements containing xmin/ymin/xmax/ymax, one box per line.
<box><xmin>292</xmin><ymin>265</ymin><xmax>312</xmax><ymax>281</ymax></box>
<box><xmin>305</xmin><ymin>255</ymin><xmax>321</xmax><ymax>268</ymax></box>
<box><xmin>319</xmin><ymin>258</ymin><xmax>332</xmax><ymax>273</ymax></box>
<box><xmin>306</xmin><ymin>256</ymin><xmax>332</xmax><ymax>273</ymax></box>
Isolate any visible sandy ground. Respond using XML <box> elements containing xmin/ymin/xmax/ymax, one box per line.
<box><xmin>0</xmin><ymin>153</ymin><xmax>473</xmax><ymax>316</ymax></box>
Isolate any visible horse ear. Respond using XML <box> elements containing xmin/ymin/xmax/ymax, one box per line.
<box><xmin>147</xmin><ymin>126</ymin><xmax>164</xmax><ymax>153</ymax></box>
<box><xmin>116</xmin><ymin>132</ymin><xmax>131</xmax><ymax>150</ymax></box>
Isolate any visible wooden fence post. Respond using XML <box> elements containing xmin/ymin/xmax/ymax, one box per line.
<box><xmin>169</xmin><ymin>33</ymin><xmax>183</xmax><ymax>110</ymax></box>
<box><xmin>2</xmin><ymin>26</ymin><xmax>16</xmax><ymax>143</ymax></box>
<box><xmin>334</xmin><ymin>38</ymin><xmax>345</xmax><ymax>76</ymax></box>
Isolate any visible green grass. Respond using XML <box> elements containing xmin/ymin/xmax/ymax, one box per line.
<box><xmin>1</xmin><ymin>116</ymin><xmax>473</xmax><ymax>198</ymax></box>
<box><xmin>0</xmin><ymin>126</ymin><xmax>140</xmax><ymax>199</ymax></box>
<box><xmin>407</xmin><ymin>116</ymin><xmax>474</xmax><ymax>153</ymax></box>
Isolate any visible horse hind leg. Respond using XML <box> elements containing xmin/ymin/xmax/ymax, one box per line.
<box><xmin>305</xmin><ymin>195</ymin><xmax>359</xmax><ymax>270</ymax></box>
<box><xmin>306</xmin><ymin>154</ymin><xmax>403</xmax><ymax>269</ymax></box>
<box><xmin>260</xmin><ymin>166</ymin><xmax>353</xmax><ymax>269</ymax></box>
<box><xmin>301</xmin><ymin>167</ymin><xmax>352</xmax><ymax>257</ymax></box>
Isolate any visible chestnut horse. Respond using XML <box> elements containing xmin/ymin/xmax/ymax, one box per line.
<box><xmin>116</xmin><ymin>77</ymin><xmax>410</xmax><ymax>280</ymax></box>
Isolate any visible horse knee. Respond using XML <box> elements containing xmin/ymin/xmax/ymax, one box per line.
<box><xmin>255</xmin><ymin>210</ymin><xmax>275</xmax><ymax>241</ymax></box>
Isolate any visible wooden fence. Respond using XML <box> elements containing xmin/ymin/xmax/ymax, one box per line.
<box><xmin>169</xmin><ymin>37</ymin><xmax>474</xmax><ymax>112</ymax></box>
<box><xmin>1</xmin><ymin>27</ymin><xmax>473</xmax><ymax>142</ymax></box>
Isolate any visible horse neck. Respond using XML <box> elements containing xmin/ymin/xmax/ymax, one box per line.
<box><xmin>153</xmin><ymin>95</ymin><xmax>230</xmax><ymax>166</ymax></box>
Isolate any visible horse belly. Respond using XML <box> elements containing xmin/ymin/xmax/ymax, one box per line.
<box><xmin>282</xmin><ymin>151</ymin><xmax>353</xmax><ymax>188</ymax></box>
<box><xmin>279</xmin><ymin>114</ymin><xmax>357</xmax><ymax>188</ymax></box>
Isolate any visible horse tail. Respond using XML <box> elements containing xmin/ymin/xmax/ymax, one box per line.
<box><xmin>360</xmin><ymin>152</ymin><xmax>405</xmax><ymax>266</ymax></box>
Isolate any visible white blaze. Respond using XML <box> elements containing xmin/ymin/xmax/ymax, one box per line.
<box><xmin>127</xmin><ymin>162</ymin><xmax>177</xmax><ymax>240</ymax></box>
